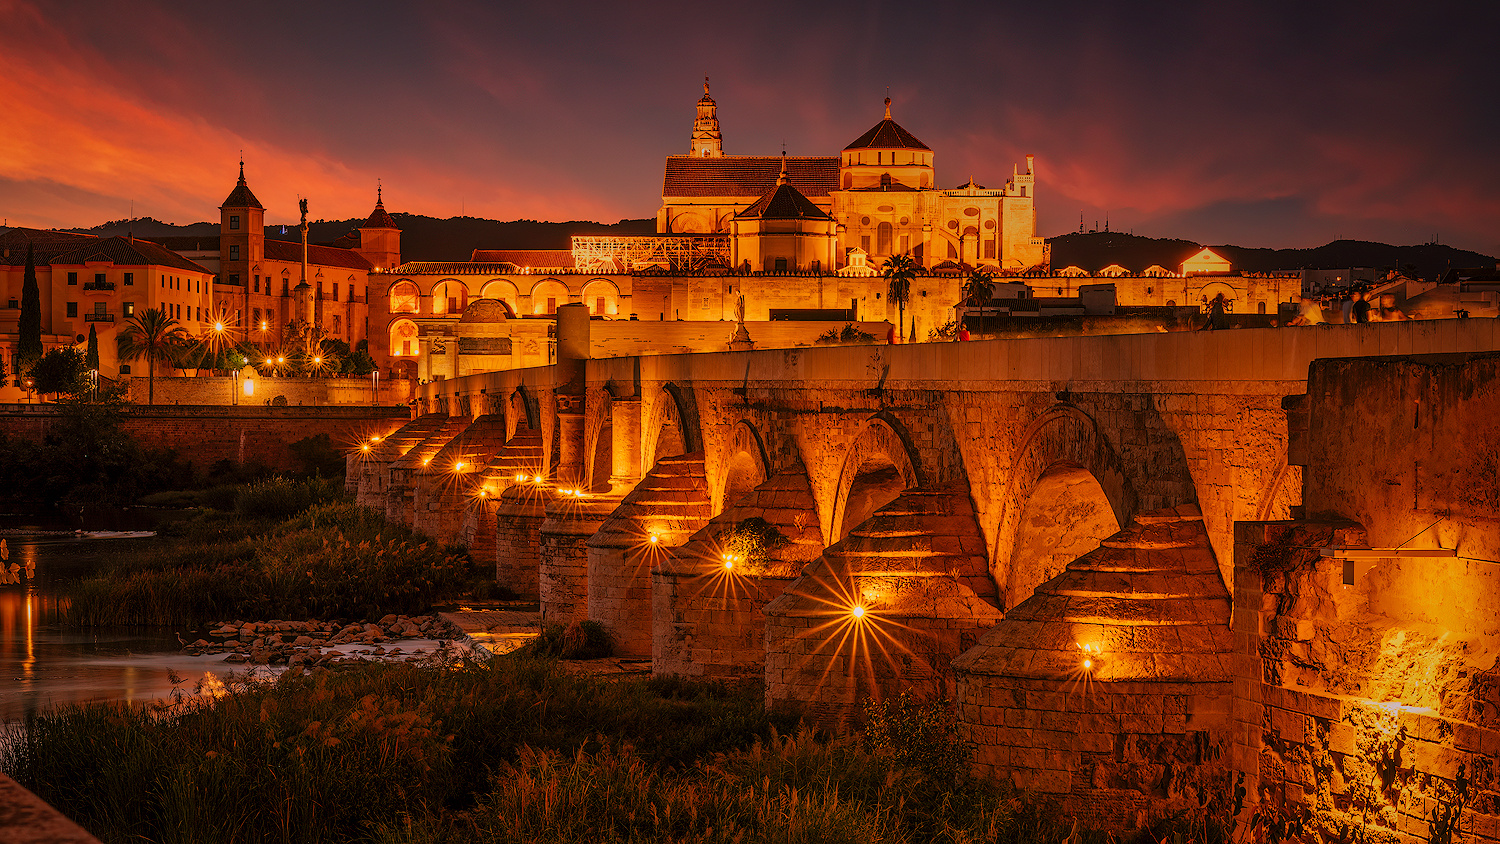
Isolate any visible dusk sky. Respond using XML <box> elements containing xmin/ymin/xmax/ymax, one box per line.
<box><xmin>3</xmin><ymin>0</ymin><xmax>1497</xmax><ymax>254</ymax></box>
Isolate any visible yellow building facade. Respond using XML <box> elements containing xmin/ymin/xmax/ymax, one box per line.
<box><xmin>659</xmin><ymin>85</ymin><xmax>1047</xmax><ymax>272</ymax></box>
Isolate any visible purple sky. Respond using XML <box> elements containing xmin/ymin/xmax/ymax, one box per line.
<box><xmin>3</xmin><ymin>0</ymin><xmax>1497</xmax><ymax>254</ymax></box>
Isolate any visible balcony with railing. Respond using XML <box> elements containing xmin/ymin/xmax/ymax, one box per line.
<box><xmin>83</xmin><ymin>281</ymin><xmax>116</xmax><ymax>292</ymax></box>
<box><xmin>84</xmin><ymin>313</ymin><xmax>115</xmax><ymax>322</ymax></box>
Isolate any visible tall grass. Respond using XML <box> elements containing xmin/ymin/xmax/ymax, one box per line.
<box><xmin>65</xmin><ymin>502</ymin><xmax>474</xmax><ymax>626</ymax></box>
<box><xmin>2</xmin><ymin>659</ymin><xmax>788</xmax><ymax>844</ymax></box>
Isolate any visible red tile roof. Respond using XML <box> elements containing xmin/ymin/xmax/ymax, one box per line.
<box><xmin>663</xmin><ymin>155</ymin><xmax>839</xmax><ymax>198</ymax></box>
<box><xmin>263</xmin><ymin>238</ymin><xmax>372</xmax><ymax>270</ymax></box>
<box><xmin>221</xmin><ymin>166</ymin><xmax>264</xmax><ymax>209</ymax></box>
<box><xmin>50</xmin><ymin>236</ymin><xmax>213</xmax><ymax>274</ymax></box>
<box><xmin>363</xmin><ymin>202</ymin><xmax>398</xmax><ymax>230</ymax></box>
<box><xmin>0</xmin><ymin>228</ymin><xmax>98</xmax><ymax>266</ymax></box>
<box><xmin>735</xmin><ymin>183</ymin><xmax>832</xmax><ymax>221</ymax></box>
<box><xmin>471</xmin><ymin>249</ymin><xmax>575</xmax><ymax>268</ymax></box>
<box><xmin>844</xmin><ymin>119</ymin><xmax>929</xmax><ymax>151</ymax></box>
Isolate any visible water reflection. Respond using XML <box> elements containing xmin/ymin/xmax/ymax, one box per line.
<box><xmin>0</xmin><ymin>532</ymin><xmax>232</xmax><ymax>724</ymax></box>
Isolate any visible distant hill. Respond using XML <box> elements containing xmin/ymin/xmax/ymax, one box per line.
<box><xmin>59</xmin><ymin>219</ymin><xmax>1498</xmax><ymax>280</ymax></box>
<box><xmin>1047</xmin><ymin>232</ymin><xmax>1497</xmax><ymax>280</ymax></box>
<box><xmin>73</xmin><ymin>215</ymin><xmax>657</xmax><ymax>262</ymax></box>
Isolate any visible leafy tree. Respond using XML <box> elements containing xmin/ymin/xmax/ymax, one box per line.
<box><xmin>85</xmin><ymin>323</ymin><xmax>100</xmax><ymax>371</ymax></box>
<box><xmin>343</xmin><ymin>339</ymin><xmax>378</xmax><ymax>376</ymax></box>
<box><xmin>961</xmin><ymin>268</ymin><xmax>994</xmax><ymax>337</ymax></box>
<box><xmin>27</xmin><ymin>346</ymin><xmax>89</xmax><ymax>399</ymax></box>
<box><xmin>881</xmin><ymin>253</ymin><xmax>917</xmax><ymax>341</ymax></box>
<box><xmin>117</xmin><ymin>308</ymin><xmax>188</xmax><ymax>405</ymax></box>
<box><xmin>18</xmin><ymin>243</ymin><xmax>42</xmax><ymax>368</ymax></box>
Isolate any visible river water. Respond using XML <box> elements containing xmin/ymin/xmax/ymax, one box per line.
<box><xmin>0</xmin><ymin>532</ymin><xmax>253</xmax><ymax>725</ymax></box>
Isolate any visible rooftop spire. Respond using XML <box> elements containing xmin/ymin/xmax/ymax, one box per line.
<box><xmin>704</xmin><ymin>75</ymin><xmax>710</xmax><ymax>96</ymax></box>
<box><xmin>777</xmin><ymin>149</ymin><xmax>789</xmax><ymax>186</ymax></box>
<box><xmin>884</xmin><ymin>96</ymin><xmax>891</xmax><ymax>120</ymax></box>
<box><xmin>377</xmin><ymin>178</ymin><xmax>384</xmax><ymax>208</ymax></box>
<box><xmin>238</xmin><ymin>153</ymin><xmax>245</xmax><ymax>183</ymax></box>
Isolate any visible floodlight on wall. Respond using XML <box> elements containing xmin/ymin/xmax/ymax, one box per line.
<box><xmin>1320</xmin><ymin>546</ymin><xmax>1455</xmax><ymax>586</ymax></box>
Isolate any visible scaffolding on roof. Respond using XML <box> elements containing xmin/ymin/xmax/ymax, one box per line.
<box><xmin>571</xmin><ymin>234</ymin><xmax>730</xmax><ymax>272</ymax></box>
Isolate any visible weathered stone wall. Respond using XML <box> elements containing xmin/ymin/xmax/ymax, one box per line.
<box><xmin>1</xmin><ymin>403</ymin><xmax>410</xmax><ymax>473</ymax></box>
<box><xmin>126</xmin><ymin>374</ymin><xmax>412</xmax><ymax>407</ymax></box>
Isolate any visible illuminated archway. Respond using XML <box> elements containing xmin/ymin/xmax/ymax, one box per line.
<box><xmin>480</xmin><ymin>279</ymin><xmax>521</xmax><ymax>315</ymax></box>
<box><xmin>714</xmin><ymin>420</ymin><xmax>769</xmax><ymax>515</ymax></box>
<box><xmin>990</xmin><ymin>405</ymin><xmax>1134</xmax><ymax>610</ymax></box>
<box><xmin>388</xmin><ymin>280</ymin><xmax>419</xmax><ymax>314</ymax></box>
<box><xmin>828</xmin><ymin>415</ymin><xmax>921</xmax><ymax>542</ymax></box>
<box><xmin>431</xmin><ymin>279</ymin><xmax>469</xmax><ymax>315</ymax></box>
<box><xmin>1004</xmin><ymin>464</ymin><xmax>1119</xmax><ymax>610</ymax></box>
<box><xmin>529</xmin><ymin>279</ymin><xmax>569</xmax><ymax>315</ymax></box>
<box><xmin>388</xmin><ymin>318</ymin><xmax>418</xmax><ymax>358</ymax></box>
<box><xmin>643</xmin><ymin>383</ymin><xmax>701</xmax><ymax>471</ymax></box>
<box><xmin>581</xmin><ymin>278</ymin><xmax>621</xmax><ymax>316</ymax></box>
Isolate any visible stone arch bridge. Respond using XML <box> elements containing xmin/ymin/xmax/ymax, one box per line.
<box><xmin>350</xmin><ymin>318</ymin><xmax>1500</xmax><ymax>832</ymax></box>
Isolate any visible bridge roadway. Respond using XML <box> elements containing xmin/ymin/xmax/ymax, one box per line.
<box><xmin>350</xmin><ymin>318</ymin><xmax>1500</xmax><ymax>826</ymax></box>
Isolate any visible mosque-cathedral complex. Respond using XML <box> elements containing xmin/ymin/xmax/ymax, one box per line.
<box><xmin>2</xmin><ymin>81</ymin><xmax>1312</xmax><ymax>390</ymax></box>
<box><xmin>3</xmin><ymin>80</ymin><xmax>1500</xmax><ymax>843</ymax></box>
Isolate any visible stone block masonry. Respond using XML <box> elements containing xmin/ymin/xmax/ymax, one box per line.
<box><xmin>1</xmin><ymin>403</ymin><xmax>410</xmax><ymax>473</ymax></box>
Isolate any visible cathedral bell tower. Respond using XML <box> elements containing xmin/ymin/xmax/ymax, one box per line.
<box><xmin>690</xmin><ymin>77</ymin><xmax>723</xmax><ymax>158</ymax></box>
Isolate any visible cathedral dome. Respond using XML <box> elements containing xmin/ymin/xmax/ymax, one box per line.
<box><xmin>844</xmin><ymin>98</ymin><xmax>930</xmax><ymax>151</ymax></box>
<box><xmin>459</xmin><ymin>298</ymin><xmax>514</xmax><ymax>323</ymax></box>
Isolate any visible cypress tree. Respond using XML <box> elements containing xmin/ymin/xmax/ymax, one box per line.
<box><xmin>18</xmin><ymin>243</ymin><xmax>43</xmax><ymax>367</ymax></box>
<box><xmin>86</xmin><ymin>323</ymin><xmax>100</xmax><ymax>370</ymax></box>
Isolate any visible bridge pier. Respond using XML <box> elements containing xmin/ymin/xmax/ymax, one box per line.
<box><xmin>383</xmin><ymin>416</ymin><xmax>470</xmax><ymax>527</ymax></box>
<box><xmin>461</xmin><ymin>429</ymin><xmax>545</xmax><ymax>571</ymax></box>
<box><xmin>586</xmin><ymin>453</ymin><xmax>711</xmax><ymax>658</ymax></box>
<box><xmin>952</xmin><ymin>505</ymin><xmax>1235</xmax><ymax>830</ymax></box>
<box><xmin>351</xmin><ymin>414</ymin><xmax>447</xmax><ymax>510</ymax></box>
<box><xmin>539</xmin><ymin>492</ymin><xmax>621</xmax><ymax>627</ymax></box>
<box><xmin>652</xmin><ymin>466</ymin><xmax>824</xmax><ymax>678</ymax></box>
<box><xmin>764</xmin><ymin>486</ymin><xmax>1001</xmax><ymax>726</ymax></box>
<box><xmin>411</xmin><ymin>414</ymin><xmax>510</xmax><ymax>546</ymax></box>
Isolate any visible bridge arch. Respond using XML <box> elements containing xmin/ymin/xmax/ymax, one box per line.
<box><xmin>828</xmin><ymin>414</ymin><xmax>921</xmax><ymax>542</ymax></box>
<box><xmin>583</xmin><ymin>387</ymin><xmax>615</xmax><ymax>492</ymax></box>
<box><xmin>508</xmin><ymin>386</ymin><xmax>539</xmax><ymax>438</ymax></box>
<box><xmin>643</xmin><ymin>383</ymin><xmax>702</xmax><ymax>470</ymax></box>
<box><xmin>990</xmin><ymin>405</ymin><xmax>1134</xmax><ymax>611</ymax></box>
<box><xmin>714</xmin><ymin>420</ymin><xmax>769</xmax><ymax>516</ymax></box>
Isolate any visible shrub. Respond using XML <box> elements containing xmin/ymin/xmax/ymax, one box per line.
<box><xmin>234</xmin><ymin>476</ymin><xmax>313</xmax><ymax>518</ymax></box>
<box><xmin>531</xmin><ymin>621</ymin><xmax>613</xmax><ymax>660</ymax></box>
<box><xmin>137</xmin><ymin>490</ymin><xmax>201</xmax><ymax>509</ymax></box>
<box><xmin>861</xmin><ymin>692</ymin><xmax>972</xmax><ymax>785</ymax></box>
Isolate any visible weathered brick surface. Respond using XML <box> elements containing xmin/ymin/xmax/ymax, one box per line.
<box><xmin>2</xmin><ymin>403</ymin><xmax>410</xmax><ymax>474</ymax></box>
<box><xmin>588</xmin><ymin>453</ymin><xmax>711</xmax><ymax>658</ymax></box>
<box><xmin>538</xmin><ymin>494</ymin><xmax>619</xmax><ymax>627</ymax></box>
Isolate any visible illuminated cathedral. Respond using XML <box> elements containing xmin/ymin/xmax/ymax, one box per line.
<box><xmin>658</xmin><ymin>79</ymin><xmax>1048</xmax><ymax>272</ymax></box>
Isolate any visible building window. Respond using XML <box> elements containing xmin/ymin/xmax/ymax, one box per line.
<box><xmin>282</xmin><ymin>279</ymin><xmax>289</xmax><ymax>296</ymax></box>
<box><xmin>876</xmin><ymin>222</ymin><xmax>893</xmax><ymax>255</ymax></box>
<box><xmin>595</xmin><ymin>297</ymin><xmax>605</xmax><ymax>314</ymax></box>
<box><xmin>93</xmin><ymin>302</ymin><xmax>107</xmax><ymax>317</ymax></box>
<box><xmin>94</xmin><ymin>273</ymin><xmax>105</xmax><ymax>285</ymax></box>
<box><xmin>123</xmin><ymin>272</ymin><xmax>133</xmax><ymax>286</ymax></box>
<box><xmin>66</xmin><ymin>302</ymin><xmax>77</xmax><ymax>317</ymax></box>
<box><xmin>333</xmin><ymin>315</ymin><xmax>341</xmax><ymax>333</ymax></box>
<box><xmin>389</xmin><ymin>281</ymin><xmax>419</xmax><ymax>313</ymax></box>
<box><xmin>546</xmin><ymin>297</ymin><xmax>557</xmax><ymax>314</ymax></box>
<box><xmin>120</xmin><ymin>364</ymin><xmax>131</xmax><ymax>374</ymax></box>
<box><xmin>228</xmin><ymin>274</ymin><xmax>240</xmax><ymax>286</ymax></box>
<box><xmin>230</xmin><ymin>215</ymin><xmax>240</xmax><ymax>230</ymax></box>
<box><xmin>124</xmin><ymin>302</ymin><xmax>134</xmax><ymax>317</ymax></box>
<box><xmin>861</xmin><ymin>235</ymin><xmax>871</xmax><ymax>253</ymax></box>
<box><xmin>333</xmin><ymin>283</ymin><xmax>339</xmax><ymax>300</ymax></box>
<box><xmin>985</xmin><ymin>240</ymin><xmax>996</xmax><ymax>260</ymax></box>
<box><xmin>774</xmin><ymin>258</ymin><xmax>788</xmax><ymax>273</ymax></box>
<box><xmin>67</xmin><ymin>272</ymin><xmax>78</xmax><ymax>285</ymax></box>
<box><xmin>229</xmin><ymin>245</ymin><xmax>240</xmax><ymax>260</ymax></box>
<box><xmin>253</xmin><ymin>276</ymin><xmax>259</xmax><ymax>292</ymax></box>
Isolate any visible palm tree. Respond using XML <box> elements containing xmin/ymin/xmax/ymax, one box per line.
<box><xmin>962</xmin><ymin>268</ymin><xmax>994</xmax><ymax>337</ymax></box>
<box><xmin>881</xmin><ymin>253</ymin><xmax>917</xmax><ymax>341</ymax></box>
<box><xmin>117</xmin><ymin>308</ymin><xmax>187</xmax><ymax>405</ymax></box>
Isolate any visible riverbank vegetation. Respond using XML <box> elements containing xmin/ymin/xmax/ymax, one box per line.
<box><xmin>63</xmin><ymin>494</ymin><xmax>479</xmax><ymax>628</ymax></box>
<box><xmin>2</xmin><ymin>658</ymin><xmax>1072</xmax><ymax>844</ymax></box>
